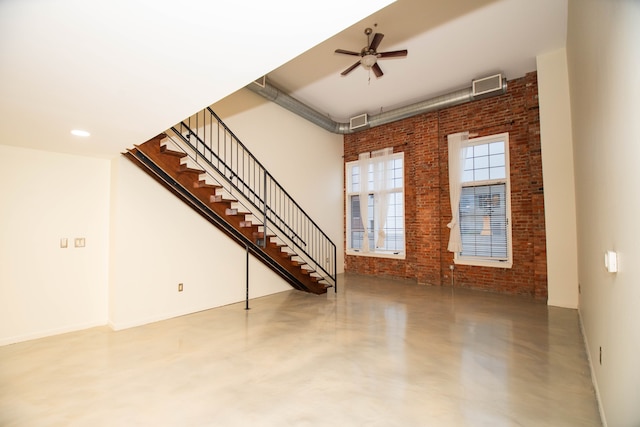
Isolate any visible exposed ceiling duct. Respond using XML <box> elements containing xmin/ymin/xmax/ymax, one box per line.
<box><xmin>245</xmin><ymin>75</ymin><xmax>507</xmax><ymax>134</ymax></box>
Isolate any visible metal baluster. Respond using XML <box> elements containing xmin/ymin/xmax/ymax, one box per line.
<box><xmin>262</xmin><ymin>170</ymin><xmax>268</xmax><ymax>248</ymax></box>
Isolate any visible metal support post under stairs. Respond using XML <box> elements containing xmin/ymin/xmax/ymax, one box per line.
<box><xmin>245</xmin><ymin>245</ymin><xmax>250</xmax><ymax>310</ymax></box>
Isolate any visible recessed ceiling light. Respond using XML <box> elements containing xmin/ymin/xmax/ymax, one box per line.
<box><xmin>71</xmin><ymin>129</ymin><xmax>90</xmax><ymax>137</ymax></box>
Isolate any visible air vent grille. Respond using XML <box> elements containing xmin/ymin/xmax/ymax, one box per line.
<box><xmin>472</xmin><ymin>74</ymin><xmax>503</xmax><ymax>98</ymax></box>
<box><xmin>350</xmin><ymin>113</ymin><xmax>368</xmax><ymax>130</ymax></box>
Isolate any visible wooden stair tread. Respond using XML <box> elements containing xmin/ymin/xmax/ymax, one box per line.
<box><xmin>194</xmin><ymin>180</ymin><xmax>221</xmax><ymax>190</ymax></box>
<box><xmin>178</xmin><ymin>164</ymin><xmax>204</xmax><ymax>174</ymax></box>
<box><xmin>225</xmin><ymin>208</ymin><xmax>249</xmax><ymax>216</ymax></box>
<box><xmin>210</xmin><ymin>194</ymin><xmax>236</xmax><ymax>204</ymax></box>
<box><xmin>160</xmin><ymin>145</ymin><xmax>187</xmax><ymax>158</ymax></box>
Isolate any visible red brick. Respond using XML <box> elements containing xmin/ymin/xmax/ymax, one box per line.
<box><xmin>343</xmin><ymin>72</ymin><xmax>548</xmax><ymax>300</ymax></box>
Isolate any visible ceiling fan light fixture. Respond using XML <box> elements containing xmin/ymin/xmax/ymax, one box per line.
<box><xmin>361</xmin><ymin>54</ymin><xmax>377</xmax><ymax>69</ymax></box>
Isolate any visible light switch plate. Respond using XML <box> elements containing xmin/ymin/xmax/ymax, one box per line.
<box><xmin>604</xmin><ymin>250</ymin><xmax>617</xmax><ymax>273</ymax></box>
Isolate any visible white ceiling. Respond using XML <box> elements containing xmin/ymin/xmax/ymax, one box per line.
<box><xmin>0</xmin><ymin>0</ymin><xmax>393</xmax><ymax>158</ymax></box>
<box><xmin>0</xmin><ymin>0</ymin><xmax>567</xmax><ymax>158</ymax></box>
<box><xmin>267</xmin><ymin>0</ymin><xmax>568</xmax><ymax>123</ymax></box>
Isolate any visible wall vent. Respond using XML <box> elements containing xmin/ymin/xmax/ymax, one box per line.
<box><xmin>472</xmin><ymin>74</ymin><xmax>503</xmax><ymax>98</ymax></box>
<box><xmin>350</xmin><ymin>113</ymin><xmax>368</xmax><ymax>130</ymax></box>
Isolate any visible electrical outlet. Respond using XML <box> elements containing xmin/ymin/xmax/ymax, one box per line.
<box><xmin>74</xmin><ymin>237</ymin><xmax>85</xmax><ymax>248</ymax></box>
<box><xmin>178</xmin><ymin>283</ymin><xmax>183</xmax><ymax>292</ymax></box>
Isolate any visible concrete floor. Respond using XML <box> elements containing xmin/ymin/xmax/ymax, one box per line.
<box><xmin>0</xmin><ymin>274</ymin><xmax>601</xmax><ymax>426</ymax></box>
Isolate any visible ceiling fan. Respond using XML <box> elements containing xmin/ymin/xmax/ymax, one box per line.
<box><xmin>335</xmin><ymin>27</ymin><xmax>408</xmax><ymax>78</ymax></box>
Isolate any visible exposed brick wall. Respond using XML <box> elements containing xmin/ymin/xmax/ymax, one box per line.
<box><xmin>343</xmin><ymin>72</ymin><xmax>547</xmax><ymax>299</ymax></box>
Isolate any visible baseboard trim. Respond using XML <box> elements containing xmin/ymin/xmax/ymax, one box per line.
<box><xmin>578</xmin><ymin>309</ymin><xmax>607</xmax><ymax>427</ymax></box>
<box><xmin>0</xmin><ymin>320</ymin><xmax>106</xmax><ymax>347</ymax></box>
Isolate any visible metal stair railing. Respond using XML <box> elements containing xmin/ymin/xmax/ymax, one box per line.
<box><xmin>166</xmin><ymin>106</ymin><xmax>336</xmax><ymax>291</ymax></box>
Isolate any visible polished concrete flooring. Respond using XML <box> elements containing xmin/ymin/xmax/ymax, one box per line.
<box><xmin>0</xmin><ymin>274</ymin><xmax>602</xmax><ymax>426</ymax></box>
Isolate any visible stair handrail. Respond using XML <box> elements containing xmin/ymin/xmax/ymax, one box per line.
<box><xmin>166</xmin><ymin>107</ymin><xmax>337</xmax><ymax>290</ymax></box>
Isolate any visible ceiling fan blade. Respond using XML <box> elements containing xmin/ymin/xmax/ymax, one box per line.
<box><xmin>372</xmin><ymin>63</ymin><xmax>384</xmax><ymax>78</ymax></box>
<box><xmin>341</xmin><ymin>61</ymin><xmax>362</xmax><ymax>76</ymax></box>
<box><xmin>335</xmin><ymin>49</ymin><xmax>361</xmax><ymax>56</ymax></box>
<box><xmin>369</xmin><ymin>33</ymin><xmax>384</xmax><ymax>51</ymax></box>
<box><xmin>378</xmin><ymin>49</ymin><xmax>408</xmax><ymax>58</ymax></box>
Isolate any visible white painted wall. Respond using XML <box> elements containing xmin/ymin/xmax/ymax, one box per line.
<box><xmin>212</xmin><ymin>88</ymin><xmax>346</xmax><ymax>274</ymax></box>
<box><xmin>566</xmin><ymin>1</ymin><xmax>640</xmax><ymax>425</ymax></box>
<box><xmin>0</xmin><ymin>145</ymin><xmax>110</xmax><ymax>345</ymax></box>
<box><xmin>107</xmin><ymin>89</ymin><xmax>342</xmax><ymax>329</ymax></box>
<box><xmin>536</xmin><ymin>49</ymin><xmax>579</xmax><ymax>309</ymax></box>
<box><xmin>108</xmin><ymin>156</ymin><xmax>291</xmax><ymax>330</ymax></box>
<box><xmin>0</xmin><ymin>86</ymin><xmax>342</xmax><ymax>342</ymax></box>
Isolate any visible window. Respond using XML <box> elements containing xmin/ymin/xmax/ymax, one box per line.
<box><xmin>346</xmin><ymin>149</ymin><xmax>405</xmax><ymax>258</ymax></box>
<box><xmin>456</xmin><ymin>133</ymin><xmax>512</xmax><ymax>267</ymax></box>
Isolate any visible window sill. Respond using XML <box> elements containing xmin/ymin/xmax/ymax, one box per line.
<box><xmin>346</xmin><ymin>250</ymin><xmax>406</xmax><ymax>260</ymax></box>
<box><xmin>454</xmin><ymin>257</ymin><xmax>512</xmax><ymax>269</ymax></box>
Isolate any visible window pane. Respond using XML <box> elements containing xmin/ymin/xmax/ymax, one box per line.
<box><xmin>489</xmin><ymin>166</ymin><xmax>506</xmax><ymax>180</ymax></box>
<box><xmin>383</xmin><ymin>191</ymin><xmax>404</xmax><ymax>251</ymax></box>
<box><xmin>474</xmin><ymin>168</ymin><xmax>489</xmax><ymax>181</ymax></box>
<box><xmin>349</xmin><ymin>194</ymin><xmax>376</xmax><ymax>250</ymax></box>
<box><xmin>474</xmin><ymin>144</ymin><xmax>489</xmax><ymax>157</ymax></box>
<box><xmin>489</xmin><ymin>154</ymin><xmax>505</xmax><ymax>167</ymax></box>
<box><xmin>392</xmin><ymin>159</ymin><xmax>403</xmax><ymax>188</ymax></box>
<box><xmin>489</xmin><ymin>141</ymin><xmax>504</xmax><ymax>155</ymax></box>
<box><xmin>466</xmin><ymin>146</ymin><xmax>475</xmax><ymax>157</ymax></box>
<box><xmin>350</xmin><ymin>165</ymin><xmax>360</xmax><ymax>192</ymax></box>
<box><xmin>350</xmin><ymin>195</ymin><xmax>364</xmax><ymax>249</ymax></box>
<box><xmin>367</xmin><ymin>195</ymin><xmax>374</xmax><ymax>231</ymax></box>
<box><xmin>474</xmin><ymin>155</ymin><xmax>489</xmax><ymax>169</ymax></box>
<box><xmin>464</xmin><ymin>158</ymin><xmax>474</xmax><ymax>171</ymax></box>
<box><xmin>459</xmin><ymin>184</ymin><xmax>507</xmax><ymax>259</ymax></box>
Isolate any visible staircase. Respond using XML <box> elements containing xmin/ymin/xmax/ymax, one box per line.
<box><xmin>123</xmin><ymin>107</ymin><xmax>336</xmax><ymax>295</ymax></box>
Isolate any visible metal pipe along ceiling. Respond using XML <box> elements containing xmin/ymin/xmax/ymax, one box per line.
<box><xmin>245</xmin><ymin>78</ymin><xmax>508</xmax><ymax>134</ymax></box>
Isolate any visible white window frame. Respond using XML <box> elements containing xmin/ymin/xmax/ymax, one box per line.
<box><xmin>345</xmin><ymin>151</ymin><xmax>405</xmax><ymax>259</ymax></box>
<box><xmin>455</xmin><ymin>133</ymin><xmax>513</xmax><ymax>268</ymax></box>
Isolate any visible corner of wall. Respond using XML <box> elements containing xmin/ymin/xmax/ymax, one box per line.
<box><xmin>536</xmin><ymin>48</ymin><xmax>579</xmax><ymax>309</ymax></box>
